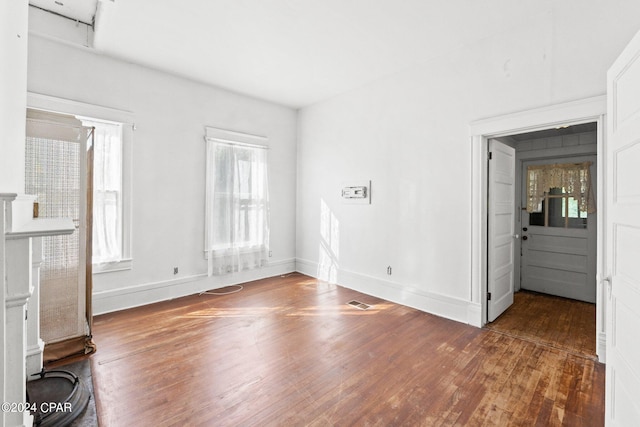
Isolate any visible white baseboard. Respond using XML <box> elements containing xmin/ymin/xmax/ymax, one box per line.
<box><xmin>294</xmin><ymin>257</ymin><xmax>319</xmax><ymax>278</ymax></box>
<box><xmin>93</xmin><ymin>258</ymin><xmax>296</xmax><ymax>315</ymax></box>
<box><xmin>26</xmin><ymin>339</ymin><xmax>44</xmax><ymax>378</ymax></box>
<box><xmin>295</xmin><ymin>258</ymin><xmax>477</xmax><ymax>326</ymax></box>
<box><xmin>466</xmin><ymin>303</ymin><xmax>483</xmax><ymax>327</ymax></box>
<box><xmin>94</xmin><ymin>257</ymin><xmax>478</xmax><ymax>326</ymax></box>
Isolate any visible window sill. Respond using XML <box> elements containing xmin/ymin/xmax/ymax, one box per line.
<box><xmin>92</xmin><ymin>258</ymin><xmax>132</xmax><ymax>274</ymax></box>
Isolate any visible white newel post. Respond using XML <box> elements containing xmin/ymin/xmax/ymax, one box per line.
<box><xmin>4</xmin><ymin>235</ymin><xmax>32</xmax><ymax>427</ymax></box>
<box><xmin>2</xmin><ymin>193</ymin><xmax>74</xmax><ymax>427</ymax></box>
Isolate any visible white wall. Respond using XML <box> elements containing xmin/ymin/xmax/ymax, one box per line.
<box><xmin>296</xmin><ymin>2</ymin><xmax>640</xmax><ymax>323</ymax></box>
<box><xmin>1</xmin><ymin>2</ymin><xmax>30</xmax><ymax>424</ymax></box>
<box><xmin>0</xmin><ymin>1</ymin><xmax>29</xmax><ymax>194</ymax></box>
<box><xmin>27</xmin><ymin>32</ymin><xmax>298</xmax><ymax>313</ymax></box>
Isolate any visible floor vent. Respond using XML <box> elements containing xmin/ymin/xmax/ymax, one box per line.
<box><xmin>347</xmin><ymin>300</ymin><xmax>372</xmax><ymax>310</ymax></box>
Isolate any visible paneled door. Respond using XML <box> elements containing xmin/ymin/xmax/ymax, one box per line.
<box><xmin>487</xmin><ymin>140</ymin><xmax>516</xmax><ymax>322</ymax></box>
<box><xmin>605</xmin><ymin>29</ymin><xmax>640</xmax><ymax>425</ymax></box>
<box><xmin>520</xmin><ymin>157</ymin><xmax>597</xmax><ymax>303</ymax></box>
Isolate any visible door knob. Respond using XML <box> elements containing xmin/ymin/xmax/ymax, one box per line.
<box><xmin>522</xmin><ymin>235</ymin><xmax>528</xmax><ymax>241</ymax></box>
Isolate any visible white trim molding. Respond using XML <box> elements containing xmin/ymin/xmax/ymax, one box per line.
<box><xmin>469</xmin><ymin>96</ymin><xmax>607</xmax><ymax>356</ymax></box>
<box><xmin>598</xmin><ymin>331</ymin><xmax>607</xmax><ymax>363</ymax></box>
<box><xmin>205</xmin><ymin>126</ymin><xmax>268</xmax><ymax>147</ymax></box>
<box><xmin>469</xmin><ymin>96</ymin><xmax>606</xmax><ymax>138</ymax></box>
<box><xmin>27</xmin><ymin>92</ymin><xmax>134</xmax><ymax>125</ymax></box>
<box><xmin>93</xmin><ymin>258</ymin><xmax>296</xmax><ymax>314</ymax></box>
<box><xmin>295</xmin><ymin>258</ymin><xmax>480</xmax><ymax>326</ymax></box>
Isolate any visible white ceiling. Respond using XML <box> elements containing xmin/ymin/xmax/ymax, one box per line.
<box><xmin>30</xmin><ymin>0</ymin><xmax>553</xmax><ymax>108</ymax></box>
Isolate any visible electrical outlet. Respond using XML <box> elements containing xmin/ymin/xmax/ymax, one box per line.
<box><xmin>173</xmin><ymin>267</ymin><xmax>178</xmax><ymax>275</ymax></box>
<box><xmin>387</xmin><ymin>266</ymin><xmax>392</xmax><ymax>275</ymax></box>
<box><xmin>269</xmin><ymin>250</ymin><xmax>273</xmax><ymax>257</ymax></box>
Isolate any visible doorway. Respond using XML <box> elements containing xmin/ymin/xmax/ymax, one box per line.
<box><xmin>486</xmin><ymin>124</ymin><xmax>598</xmax><ymax>358</ymax></box>
<box><xmin>500</xmin><ymin>123</ymin><xmax>598</xmax><ymax>304</ymax></box>
<box><xmin>469</xmin><ymin>96</ymin><xmax>606</xmax><ymax>361</ymax></box>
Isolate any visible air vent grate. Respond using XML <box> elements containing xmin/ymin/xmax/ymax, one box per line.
<box><xmin>347</xmin><ymin>300</ymin><xmax>372</xmax><ymax>310</ymax></box>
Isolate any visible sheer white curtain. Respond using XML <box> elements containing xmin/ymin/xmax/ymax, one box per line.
<box><xmin>526</xmin><ymin>161</ymin><xmax>596</xmax><ymax>213</ymax></box>
<box><xmin>205</xmin><ymin>139</ymin><xmax>270</xmax><ymax>276</ymax></box>
<box><xmin>84</xmin><ymin>120</ymin><xmax>123</xmax><ymax>264</ymax></box>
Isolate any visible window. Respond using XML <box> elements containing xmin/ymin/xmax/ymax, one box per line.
<box><xmin>526</xmin><ymin>162</ymin><xmax>595</xmax><ymax>229</ymax></box>
<box><xmin>27</xmin><ymin>93</ymin><xmax>133</xmax><ymax>273</ymax></box>
<box><xmin>529</xmin><ymin>188</ymin><xmax>588</xmax><ymax>228</ymax></box>
<box><xmin>82</xmin><ymin>119</ymin><xmax>125</xmax><ymax>265</ymax></box>
<box><xmin>205</xmin><ymin>127</ymin><xmax>270</xmax><ymax>276</ymax></box>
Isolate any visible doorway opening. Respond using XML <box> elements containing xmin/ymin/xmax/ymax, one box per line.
<box><xmin>497</xmin><ymin>122</ymin><xmax>597</xmax><ymax>303</ymax></box>
<box><xmin>469</xmin><ymin>96</ymin><xmax>606</xmax><ymax>361</ymax></box>
<box><xmin>486</xmin><ymin>123</ymin><xmax>598</xmax><ymax>359</ymax></box>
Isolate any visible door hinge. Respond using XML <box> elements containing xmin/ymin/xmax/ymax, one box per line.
<box><xmin>489</xmin><ymin>152</ymin><xmax>492</xmax><ymax>160</ymax></box>
<box><xmin>487</xmin><ymin>292</ymin><xmax>492</xmax><ymax>301</ymax></box>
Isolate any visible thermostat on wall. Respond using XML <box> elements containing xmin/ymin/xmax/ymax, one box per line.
<box><xmin>342</xmin><ymin>186</ymin><xmax>367</xmax><ymax>199</ymax></box>
<box><xmin>341</xmin><ymin>180</ymin><xmax>371</xmax><ymax>204</ymax></box>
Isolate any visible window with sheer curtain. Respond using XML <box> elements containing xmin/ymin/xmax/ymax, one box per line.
<box><xmin>205</xmin><ymin>129</ymin><xmax>270</xmax><ymax>276</ymax></box>
<box><xmin>526</xmin><ymin>161</ymin><xmax>595</xmax><ymax>213</ymax></box>
<box><xmin>82</xmin><ymin>119</ymin><xmax>124</xmax><ymax>265</ymax></box>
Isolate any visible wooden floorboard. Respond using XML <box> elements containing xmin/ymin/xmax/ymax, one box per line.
<box><xmin>485</xmin><ymin>290</ymin><xmax>597</xmax><ymax>360</ymax></box>
<box><xmin>89</xmin><ymin>273</ymin><xmax>604</xmax><ymax>426</ymax></box>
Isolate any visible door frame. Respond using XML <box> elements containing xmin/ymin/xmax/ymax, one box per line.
<box><xmin>469</xmin><ymin>95</ymin><xmax>607</xmax><ymax>361</ymax></box>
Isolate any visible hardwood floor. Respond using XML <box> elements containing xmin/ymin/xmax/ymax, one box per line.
<box><xmin>90</xmin><ymin>273</ymin><xmax>604</xmax><ymax>426</ymax></box>
<box><xmin>485</xmin><ymin>291</ymin><xmax>597</xmax><ymax>360</ymax></box>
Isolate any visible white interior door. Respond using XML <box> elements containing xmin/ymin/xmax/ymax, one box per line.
<box><xmin>605</xmin><ymin>28</ymin><xmax>640</xmax><ymax>425</ymax></box>
<box><xmin>487</xmin><ymin>140</ymin><xmax>516</xmax><ymax>322</ymax></box>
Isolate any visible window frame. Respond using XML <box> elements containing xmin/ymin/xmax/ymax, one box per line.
<box><xmin>80</xmin><ymin>117</ymin><xmax>131</xmax><ymax>272</ymax></box>
<box><xmin>530</xmin><ymin>189</ymin><xmax>589</xmax><ymax>229</ymax></box>
<box><xmin>27</xmin><ymin>93</ymin><xmax>134</xmax><ymax>274</ymax></box>
<box><xmin>204</xmin><ymin>126</ymin><xmax>270</xmax><ymax>274</ymax></box>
